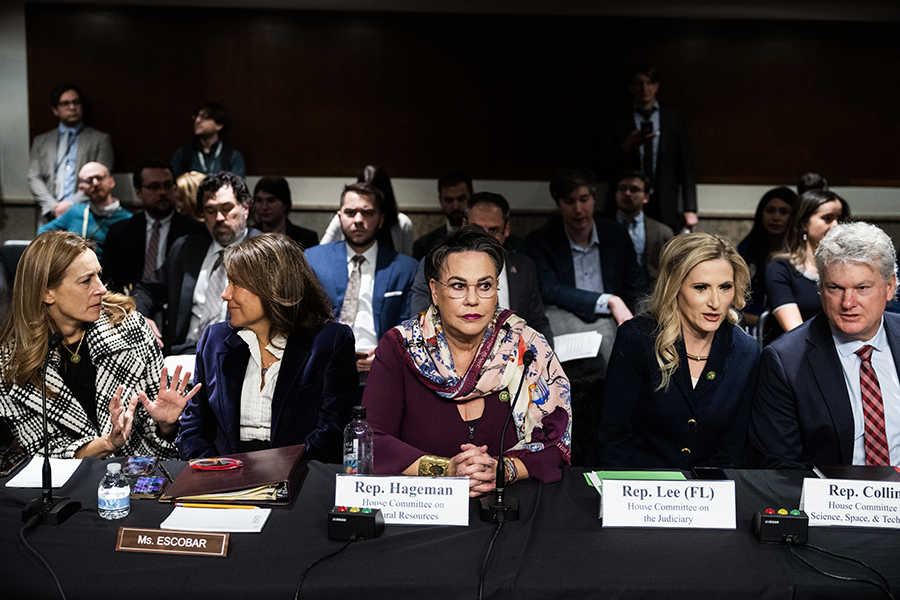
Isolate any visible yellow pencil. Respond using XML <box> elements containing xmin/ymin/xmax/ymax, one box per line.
<box><xmin>176</xmin><ymin>503</ymin><xmax>257</xmax><ymax>509</ymax></box>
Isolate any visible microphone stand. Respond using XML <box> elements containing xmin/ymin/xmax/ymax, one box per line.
<box><xmin>22</xmin><ymin>332</ymin><xmax>82</xmax><ymax>526</ymax></box>
<box><xmin>479</xmin><ymin>350</ymin><xmax>534</xmax><ymax>523</ymax></box>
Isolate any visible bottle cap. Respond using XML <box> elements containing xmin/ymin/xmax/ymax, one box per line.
<box><xmin>352</xmin><ymin>406</ymin><xmax>366</xmax><ymax>420</ymax></box>
<box><xmin>107</xmin><ymin>462</ymin><xmax>121</xmax><ymax>473</ymax></box>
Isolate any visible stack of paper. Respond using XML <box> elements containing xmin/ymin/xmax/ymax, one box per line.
<box><xmin>554</xmin><ymin>332</ymin><xmax>603</xmax><ymax>362</ymax></box>
<box><xmin>161</xmin><ymin>506</ymin><xmax>271</xmax><ymax>533</ymax></box>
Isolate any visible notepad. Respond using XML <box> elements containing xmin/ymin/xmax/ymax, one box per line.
<box><xmin>160</xmin><ymin>506</ymin><xmax>271</xmax><ymax>533</ymax></box>
<box><xmin>583</xmin><ymin>470</ymin><xmax>687</xmax><ymax>495</ymax></box>
<box><xmin>5</xmin><ymin>457</ymin><xmax>82</xmax><ymax>488</ymax></box>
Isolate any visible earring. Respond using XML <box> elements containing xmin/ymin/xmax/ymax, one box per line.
<box><xmin>803</xmin><ymin>233</ymin><xmax>807</xmax><ymax>241</ymax></box>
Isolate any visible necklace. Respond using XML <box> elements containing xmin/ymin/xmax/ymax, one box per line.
<box><xmin>685</xmin><ymin>352</ymin><xmax>709</xmax><ymax>361</ymax></box>
<box><xmin>62</xmin><ymin>331</ymin><xmax>86</xmax><ymax>364</ymax></box>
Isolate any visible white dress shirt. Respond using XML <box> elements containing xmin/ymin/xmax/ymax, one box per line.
<box><xmin>237</xmin><ymin>330</ymin><xmax>287</xmax><ymax>442</ymax></box>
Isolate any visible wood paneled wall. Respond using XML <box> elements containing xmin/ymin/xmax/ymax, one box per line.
<box><xmin>26</xmin><ymin>4</ymin><xmax>897</xmax><ymax>186</ymax></box>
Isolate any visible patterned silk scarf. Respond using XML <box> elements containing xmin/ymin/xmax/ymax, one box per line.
<box><xmin>391</xmin><ymin>306</ymin><xmax>572</xmax><ymax>461</ymax></box>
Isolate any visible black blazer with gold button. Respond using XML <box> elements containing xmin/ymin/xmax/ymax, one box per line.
<box><xmin>592</xmin><ymin>315</ymin><xmax>760</xmax><ymax>470</ymax></box>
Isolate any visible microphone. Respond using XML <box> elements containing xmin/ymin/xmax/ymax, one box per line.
<box><xmin>479</xmin><ymin>349</ymin><xmax>534</xmax><ymax>523</ymax></box>
<box><xmin>23</xmin><ymin>331</ymin><xmax>82</xmax><ymax>526</ymax></box>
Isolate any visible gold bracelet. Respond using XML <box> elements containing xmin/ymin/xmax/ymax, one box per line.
<box><xmin>418</xmin><ymin>455</ymin><xmax>452</xmax><ymax>476</ymax></box>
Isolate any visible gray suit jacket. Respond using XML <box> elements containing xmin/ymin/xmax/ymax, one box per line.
<box><xmin>643</xmin><ymin>216</ymin><xmax>674</xmax><ymax>281</ymax></box>
<box><xmin>28</xmin><ymin>125</ymin><xmax>114</xmax><ymax>218</ymax></box>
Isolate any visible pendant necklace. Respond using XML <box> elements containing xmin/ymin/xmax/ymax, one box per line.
<box><xmin>62</xmin><ymin>331</ymin><xmax>86</xmax><ymax>364</ymax></box>
<box><xmin>685</xmin><ymin>352</ymin><xmax>709</xmax><ymax>361</ymax></box>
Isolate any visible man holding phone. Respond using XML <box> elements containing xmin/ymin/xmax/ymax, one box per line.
<box><xmin>599</xmin><ymin>64</ymin><xmax>698</xmax><ymax>234</ymax></box>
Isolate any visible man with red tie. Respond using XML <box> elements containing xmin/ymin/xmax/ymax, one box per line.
<box><xmin>751</xmin><ymin>222</ymin><xmax>900</xmax><ymax>468</ymax></box>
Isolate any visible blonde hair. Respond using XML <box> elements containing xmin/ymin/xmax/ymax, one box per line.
<box><xmin>647</xmin><ymin>233</ymin><xmax>750</xmax><ymax>391</ymax></box>
<box><xmin>0</xmin><ymin>232</ymin><xmax>134</xmax><ymax>390</ymax></box>
<box><xmin>176</xmin><ymin>171</ymin><xmax>207</xmax><ymax>220</ymax></box>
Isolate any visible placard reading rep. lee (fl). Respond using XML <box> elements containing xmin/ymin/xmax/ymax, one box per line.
<box><xmin>800</xmin><ymin>478</ymin><xmax>900</xmax><ymax>529</ymax></box>
<box><xmin>335</xmin><ymin>474</ymin><xmax>469</xmax><ymax>526</ymax></box>
<box><xmin>602</xmin><ymin>479</ymin><xmax>736</xmax><ymax>529</ymax></box>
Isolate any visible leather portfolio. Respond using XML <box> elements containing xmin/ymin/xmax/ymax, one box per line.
<box><xmin>160</xmin><ymin>444</ymin><xmax>308</xmax><ymax>506</ymax></box>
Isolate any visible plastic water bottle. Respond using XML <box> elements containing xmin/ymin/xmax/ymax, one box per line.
<box><xmin>98</xmin><ymin>462</ymin><xmax>130</xmax><ymax>520</ymax></box>
<box><xmin>343</xmin><ymin>406</ymin><xmax>373</xmax><ymax>475</ymax></box>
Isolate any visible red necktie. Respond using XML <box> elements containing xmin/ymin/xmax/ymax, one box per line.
<box><xmin>855</xmin><ymin>345</ymin><xmax>891</xmax><ymax>466</ymax></box>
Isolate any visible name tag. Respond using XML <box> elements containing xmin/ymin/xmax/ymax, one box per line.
<box><xmin>116</xmin><ymin>527</ymin><xmax>228</xmax><ymax>557</ymax></box>
<box><xmin>800</xmin><ymin>478</ymin><xmax>900</xmax><ymax>528</ymax></box>
<box><xmin>383</xmin><ymin>290</ymin><xmax>403</xmax><ymax>297</ymax></box>
<box><xmin>335</xmin><ymin>474</ymin><xmax>469</xmax><ymax>526</ymax></box>
<box><xmin>602</xmin><ymin>480</ymin><xmax>736</xmax><ymax>529</ymax></box>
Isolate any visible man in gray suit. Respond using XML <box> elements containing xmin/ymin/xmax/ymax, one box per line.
<box><xmin>614</xmin><ymin>169</ymin><xmax>674</xmax><ymax>289</ymax></box>
<box><xmin>409</xmin><ymin>192</ymin><xmax>553</xmax><ymax>346</ymax></box>
<box><xmin>28</xmin><ymin>84</ymin><xmax>113</xmax><ymax>225</ymax></box>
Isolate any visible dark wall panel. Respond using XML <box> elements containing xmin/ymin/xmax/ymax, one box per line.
<box><xmin>26</xmin><ymin>4</ymin><xmax>897</xmax><ymax>186</ymax></box>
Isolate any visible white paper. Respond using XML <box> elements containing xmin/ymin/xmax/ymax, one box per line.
<box><xmin>335</xmin><ymin>474</ymin><xmax>470</xmax><ymax>526</ymax></box>
<box><xmin>160</xmin><ymin>506</ymin><xmax>271</xmax><ymax>533</ymax></box>
<box><xmin>801</xmin><ymin>478</ymin><xmax>900</xmax><ymax>529</ymax></box>
<box><xmin>553</xmin><ymin>332</ymin><xmax>602</xmax><ymax>362</ymax></box>
<box><xmin>602</xmin><ymin>479</ymin><xmax>736</xmax><ymax>529</ymax></box>
<box><xmin>5</xmin><ymin>457</ymin><xmax>82</xmax><ymax>488</ymax></box>
<box><xmin>163</xmin><ymin>354</ymin><xmax>196</xmax><ymax>382</ymax></box>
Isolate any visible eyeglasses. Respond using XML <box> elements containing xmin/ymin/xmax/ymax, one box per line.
<box><xmin>57</xmin><ymin>99</ymin><xmax>81</xmax><ymax>108</ymax></box>
<box><xmin>617</xmin><ymin>185</ymin><xmax>646</xmax><ymax>194</ymax></box>
<box><xmin>142</xmin><ymin>181</ymin><xmax>174</xmax><ymax>192</ymax></box>
<box><xmin>193</xmin><ymin>112</ymin><xmax>213</xmax><ymax>121</ymax></box>
<box><xmin>78</xmin><ymin>174</ymin><xmax>108</xmax><ymax>187</ymax></box>
<box><xmin>435</xmin><ymin>280</ymin><xmax>498</xmax><ymax>299</ymax></box>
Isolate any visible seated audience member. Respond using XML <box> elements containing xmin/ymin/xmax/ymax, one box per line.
<box><xmin>251</xmin><ymin>177</ymin><xmax>318</xmax><ymax>249</ymax></box>
<box><xmin>363</xmin><ymin>227</ymin><xmax>571</xmax><ymax>496</ymax></box>
<box><xmin>593</xmin><ymin>234</ymin><xmax>759</xmax><ymax>469</ymax></box>
<box><xmin>175</xmin><ymin>171</ymin><xmax>206</xmax><ymax>220</ymax></box>
<box><xmin>751</xmin><ymin>222</ymin><xmax>900</xmax><ymax>468</ymax></box>
<box><xmin>28</xmin><ymin>83</ymin><xmax>113</xmax><ymax>225</ymax></box>
<box><xmin>322</xmin><ymin>165</ymin><xmax>415</xmax><ymax>256</ymax></box>
<box><xmin>765</xmin><ymin>190</ymin><xmax>849</xmax><ymax>342</ymax></box>
<box><xmin>305</xmin><ymin>183</ymin><xmax>418</xmax><ymax>374</ymax></box>
<box><xmin>409</xmin><ymin>192</ymin><xmax>554</xmax><ymax>346</ymax></box>
<box><xmin>613</xmin><ymin>169</ymin><xmax>674</xmax><ymax>290</ymax></box>
<box><xmin>171</xmin><ymin>101</ymin><xmax>245</xmax><ymax>178</ymax></box>
<box><xmin>133</xmin><ymin>172</ymin><xmax>261</xmax><ymax>355</ymax></box>
<box><xmin>797</xmin><ymin>172</ymin><xmax>828</xmax><ymax>195</ymax></box>
<box><xmin>737</xmin><ymin>187</ymin><xmax>798</xmax><ymax>326</ymax></box>
<box><xmin>178</xmin><ymin>234</ymin><xmax>357</xmax><ymax>462</ymax></box>
<box><xmin>0</xmin><ymin>232</ymin><xmax>197</xmax><ymax>459</ymax></box>
<box><xmin>39</xmin><ymin>162</ymin><xmax>131</xmax><ymax>258</ymax></box>
<box><xmin>525</xmin><ymin>166</ymin><xmax>643</xmax><ymax>325</ymax></box>
<box><xmin>102</xmin><ymin>158</ymin><xmax>204</xmax><ymax>294</ymax></box>
<box><xmin>412</xmin><ymin>171</ymin><xmax>472</xmax><ymax>260</ymax></box>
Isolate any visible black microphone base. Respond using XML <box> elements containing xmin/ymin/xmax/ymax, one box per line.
<box><xmin>22</xmin><ymin>496</ymin><xmax>81</xmax><ymax>526</ymax></box>
<box><xmin>479</xmin><ymin>493</ymin><xmax>519</xmax><ymax>523</ymax></box>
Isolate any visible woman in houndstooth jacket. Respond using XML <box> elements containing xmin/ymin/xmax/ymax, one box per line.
<box><xmin>0</xmin><ymin>231</ymin><xmax>198</xmax><ymax>459</ymax></box>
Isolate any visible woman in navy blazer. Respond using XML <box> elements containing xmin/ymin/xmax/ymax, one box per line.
<box><xmin>177</xmin><ymin>234</ymin><xmax>358</xmax><ymax>463</ymax></box>
<box><xmin>593</xmin><ymin>234</ymin><xmax>760</xmax><ymax>470</ymax></box>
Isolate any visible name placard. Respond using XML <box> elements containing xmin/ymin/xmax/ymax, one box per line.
<box><xmin>116</xmin><ymin>527</ymin><xmax>228</xmax><ymax>557</ymax></box>
<box><xmin>335</xmin><ymin>474</ymin><xmax>469</xmax><ymax>526</ymax></box>
<box><xmin>800</xmin><ymin>478</ymin><xmax>900</xmax><ymax>528</ymax></box>
<box><xmin>601</xmin><ymin>480</ymin><xmax>736</xmax><ymax>529</ymax></box>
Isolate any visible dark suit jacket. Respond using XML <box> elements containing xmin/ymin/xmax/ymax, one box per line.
<box><xmin>600</xmin><ymin>106</ymin><xmax>697</xmax><ymax>230</ymax></box>
<box><xmin>412</xmin><ymin>224</ymin><xmax>449</xmax><ymax>261</ymax></box>
<box><xmin>751</xmin><ymin>312</ymin><xmax>900</xmax><ymax>469</ymax></box>
<box><xmin>524</xmin><ymin>216</ymin><xmax>644</xmax><ymax>322</ymax></box>
<box><xmin>177</xmin><ymin>321</ymin><xmax>358</xmax><ymax>463</ymax></box>
<box><xmin>593</xmin><ymin>316</ymin><xmax>760</xmax><ymax>469</ymax></box>
<box><xmin>101</xmin><ymin>211</ymin><xmax>205</xmax><ymax>293</ymax></box>
<box><xmin>305</xmin><ymin>241</ymin><xmax>418</xmax><ymax>339</ymax></box>
<box><xmin>249</xmin><ymin>219</ymin><xmax>318</xmax><ymax>250</ymax></box>
<box><xmin>643</xmin><ymin>215</ymin><xmax>675</xmax><ymax>282</ymax></box>
<box><xmin>132</xmin><ymin>228</ymin><xmax>261</xmax><ymax>355</ymax></box>
<box><xmin>407</xmin><ymin>251</ymin><xmax>554</xmax><ymax>347</ymax></box>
